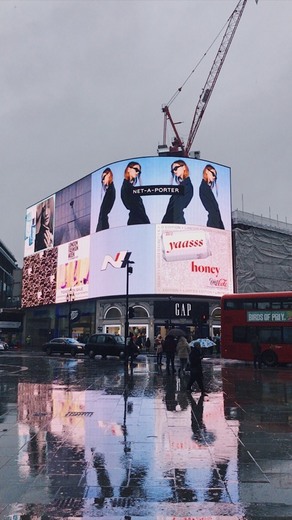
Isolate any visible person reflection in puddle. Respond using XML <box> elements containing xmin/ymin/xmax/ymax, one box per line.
<box><xmin>92</xmin><ymin>452</ymin><xmax>114</xmax><ymax>500</ymax></box>
<box><xmin>189</xmin><ymin>394</ymin><xmax>216</xmax><ymax>445</ymax></box>
<box><xmin>190</xmin><ymin>394</ymin><xmax>205</xmax><ymax>444</ymax></box>
<box><xmin>164</xmin><ymin>376</ymin><xmax>177</xmax><ymax>411</ymax></box>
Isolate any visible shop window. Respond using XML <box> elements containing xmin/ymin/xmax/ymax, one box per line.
<box><xmin>106</xmin><ymin>325</ymin><xmax>121</xmax><ymax>335</ymax></box>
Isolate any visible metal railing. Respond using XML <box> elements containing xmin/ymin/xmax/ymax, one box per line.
<box><xmin>232</xmin><ymin>210</ymin><xmax>292</xmax><ymax>235</ymax></box>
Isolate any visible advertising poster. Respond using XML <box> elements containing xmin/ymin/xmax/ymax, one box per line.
<box><xmin>24</xmin><ymin>196</ymin><xmax>55</xmax><ymax>257</ymax></box>
<box><xmin>54</xmin><ymin>175</ymin><xmax>91</xmax><ymax>247</ymax></box>
<box><xmin>22</xmin><ymin>248</ymin><xmax>58</xmax><ymax>307</ymax></box>
<box><xmin>56</xmin><ymin>236</ymin><xmax>90</xmax><ymax>303</ymax></box>
<box><xmin>156</xmin><ymin>224</ymin><xmax>233</xmax><ymax>296</ymax></box>
<box><xmin>91</xmin><ymin>157</ymin><xmax>231</xmax><ymax>232</ymax></box>
<box><xmin>89</xmin><ymin>226</ymin><xmax>156</xmax><ymax>298</ymax></box>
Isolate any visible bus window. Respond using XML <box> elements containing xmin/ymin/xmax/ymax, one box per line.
<box><xmin>282</xmin><ymin>301</ymin><xmax>292</xmax><ymax>310</ymax></box>
<box><xmin>225</xmin><ymin>300</ymin><xmax>237</xmax><ymax>310</ymax></box>
<box><xmin>271</xmin><ymin>301</ymin><xmax>281</xmax><ymax>310</ymax></box>
<box><xmin>242</xmin><ymin>301</ymin><xmax>253</xmax><ymax>310</ymax></box>
<box><xmin>233</xmin><ymin>326</ymin><xmax>247</xmax><ymax>342</ymax></box>
<box><xmin>258</xmin><ymin>301</ymin><xmax>271</xmax><ymax>310</ymax></box>
<box><xmin>283</xmin><ymin>327</ymin><xmax>292</xmax><ymax>344</ymax></box>
<box><xmin>259</xmin><ymin>327</ymin><xmax>281</xmax><ymax>344</ymax></box>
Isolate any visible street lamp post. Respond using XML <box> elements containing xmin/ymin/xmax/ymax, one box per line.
<box><xmin>169</xmin><ymin>296</ymin><xmax>173</xmax><ymax>329</ymax></box>
<box><xmin>66</xmin><ymin>288</ymin><xmax>75</xmax><ymax>338</ymax></box>
<box><xmin>124</xmin><ymin>259</ymin><xmax>134</xmax><ymax>370</ymax></box>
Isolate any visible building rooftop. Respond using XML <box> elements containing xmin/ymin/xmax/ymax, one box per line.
<box><xmin>232</xmin><ymin>209</ymin><xmax>292</xmax><ymax>235</ymax></box>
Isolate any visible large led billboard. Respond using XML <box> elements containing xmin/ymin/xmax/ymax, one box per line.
<box><xmin>22</xmin><ymin>156</ymin><xmax>233</xmax><ymax>307</ymax></box>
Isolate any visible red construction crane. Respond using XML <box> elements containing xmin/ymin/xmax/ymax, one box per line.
<box><xmin>159</xmin><ymin>0</ymin><xmax>257</xmax><ymax>157</ymax></box>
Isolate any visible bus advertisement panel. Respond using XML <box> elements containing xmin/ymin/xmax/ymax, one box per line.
<box><xmin>221</xmin><ymin>292</ymin><xmax>292</xmax><ymax>366</ymax></box>
<box><xmin>22</xmin><ymin>156</ymin><xmax>233</xmax><ymax>306</ymax></box>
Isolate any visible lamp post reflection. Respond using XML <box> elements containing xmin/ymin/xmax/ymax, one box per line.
<box><xmin>122</xmin><ymin>382</ymin><xmax>133</xmax><ymax>454</ymax></box>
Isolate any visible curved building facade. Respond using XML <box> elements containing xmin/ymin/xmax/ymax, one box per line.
<box><xmin>22</xmin><ymin>156</ymin><xmax>233</xmax><ymax>346</ymax></box>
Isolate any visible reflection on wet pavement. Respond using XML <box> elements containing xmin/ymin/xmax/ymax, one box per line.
<box><xmin>0</xmin><ymin>353</ymin><xmax>291</xmax><ymax>519</ymax></box>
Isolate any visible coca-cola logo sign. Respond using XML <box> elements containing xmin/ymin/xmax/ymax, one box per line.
<box><xmin>209</xmin><ymin>278</ymin><xmax>228</xmax><ymax>287</ymax></box>
<box><xmin>191</xmin><ymin>262</ymin><xmax>227</xmax><ymax>286</ymax></box>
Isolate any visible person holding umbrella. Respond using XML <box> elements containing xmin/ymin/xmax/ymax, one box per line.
<box><xmin>186</xmin><ymin>341</ymin><xmax>207</xmax><ymax>396</ymax></box>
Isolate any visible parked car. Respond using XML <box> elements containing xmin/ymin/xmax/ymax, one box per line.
<box><xmin>84</xmin><ymin>333</ymin><xmax>128</xmax><ymax>359</ymax></box>
<box><xmin>0</xmin><ymin>340</ymin><xmax>9</xmax><ymax>351</ymax></box>
<box><xmin>42</xmin><ymin>338</ymin><xmax>85</xmax><ymax>357</ymax></box>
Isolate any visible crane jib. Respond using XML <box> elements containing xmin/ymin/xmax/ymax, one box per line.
<box><xmin>160</xmin><ymin>0</ymin><xmax>258</xmax><ymax>157</ymax></box>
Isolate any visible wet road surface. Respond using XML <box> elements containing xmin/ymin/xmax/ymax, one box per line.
<box><xmin>0</xmin><ymin>351</ymin><xmax>291</xmax><ymax>519</ymax></box>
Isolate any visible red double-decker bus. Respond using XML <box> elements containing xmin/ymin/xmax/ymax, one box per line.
<box><xmin>221</xmin><ymin>292</ymin><xmax>292</xmax><ymax>366</ymax></box>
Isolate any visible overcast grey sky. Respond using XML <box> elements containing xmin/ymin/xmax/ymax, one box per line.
<box><xmin>1</xmin><ymin>0</ymin><xmax>292</xmax><ymax>266</ymax></box>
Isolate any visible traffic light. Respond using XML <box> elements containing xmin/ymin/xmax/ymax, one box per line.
<box><xmin>192</xmin><ymin>302</ymin><xmax>209</xmax><ymax>325</ymax></box>
<box><xmin>128</xmin><ymin>307</ymin><xmax>135</xmax><ymax>319</ymax></box>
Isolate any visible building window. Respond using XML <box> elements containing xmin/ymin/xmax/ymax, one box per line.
<box><xmin>131</xmin><ymin>306</ymin><xmax>149</xmax><ymax>318</ymax></box>
<box><xmin>104</xmin><ymin>307</ymin><xmax>122</xmax><ymax>319</ymax></box>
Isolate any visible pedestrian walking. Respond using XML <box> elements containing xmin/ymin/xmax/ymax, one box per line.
<box><xmin>163</xmin><ymin>334</ymin><xmax>177</xmax><ymax>374</ymax></box>
<box><xmin>251</xmin><ymin>334</ymin><xmax>262</xmax><ymax>369</ymax></box>
<box><xmin>186</xmin><ymin>341</ymin><xmax>207</xmax><ymax>395</ymax></box>
<box><xmin>136</xmin><ymin>333</ymin><xmax>145</xmax><ymax>350</ymax></box>
<box><xmin>155</xmin><ymin>334</ymin><xmax>164</xmax><ymax>365</ymax></box>
<box><xmin>127</xmin><ymin>333</ymin><xmax>138</xmax><ymax>371</ymax></box>
<box><xmin>176</xmin><ymin>336</ymin><xmax>190</xmax><ymax>375</ymax></box>
<box><xmin>145</xmin><ymin>337</ymin><xmax>151</xmax><ymax>352</ymax></box>
<box><xmin>214</xmin><ymin>335</ymin><xmax>221</xmax><ymax>355</ymax></box>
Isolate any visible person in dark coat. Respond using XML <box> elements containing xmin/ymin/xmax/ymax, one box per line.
<box><xmin>145</xmin><ymin>337</ymin><xmax>151</xmax><ymax>352</ymax></box>
<box><xmin>199</xmin><ymin>164</ymin><xmax>224</xmax><ymax>229</ymax></box>
<box><xmin>121</xmin><ymin>161</ymin><xmax>150</xmax><ymax>225</ymax></box>
<box><xmin>96</xmin><ymin>168</ymin><xmax>116</xmax><ymax>232</ymax></box>
<box><xmin>155</xmin><ymin>334</ymin><xmax>164</xmax><ymax>365</ymax></box>
<box><xmin>127</xmin><ymin>333</ymin><xmax>138</xmax><ymax>369</ymax></box>
<box><xmin>186</xmin><ymin>341</ymin><xmax>207</xmax><ymax>395</ymax></box>
<box><xmin>163</xmin><ymin>334</ymin><xmax>177</xmax><ymax>374</ymax></box>
<box><xmin>251</xmin><ymin>334</ymin><xmax>262</xmax><ymax>369</ymax></box>
<box><xmin>162</xmin><ymin>160</ymin><xmax>194</xmax><ymax>224</ymax></box>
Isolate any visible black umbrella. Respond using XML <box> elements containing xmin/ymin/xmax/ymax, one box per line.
<box><xmin>167</xmin><ymin>328</ymin><xmax>186</xmax><ymax>337</ymax></box>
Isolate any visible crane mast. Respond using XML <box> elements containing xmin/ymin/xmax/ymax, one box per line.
<box><xmin>185</xmin><ymin>0</ymin><xmax>247</xmax><ymax>155</ymax></box>
<box><xmin>161</xmin><ymin>0</ymin><xmax>249</xmax><ymax>157</ymax></box>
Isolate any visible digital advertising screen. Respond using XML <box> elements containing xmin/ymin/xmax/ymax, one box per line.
<box><xmin>24</xmin><ymin>195</ymin><xmax>55</xmax><ymax>257</ymax></box>
<box><xmin>22</xmin><ymin>156</ymin><xmax>233</xmax><ymax>307</ymax></box>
